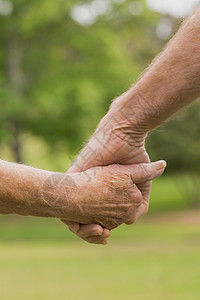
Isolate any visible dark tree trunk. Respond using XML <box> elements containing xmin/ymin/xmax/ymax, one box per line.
<box><xmin>6</xmin><ymin>32</ymin><xmax>25</xmax><ymax>163</ymax></box>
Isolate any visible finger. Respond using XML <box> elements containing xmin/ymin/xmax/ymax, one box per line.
<box><xmin>101</xmin><ymin>228</ymin><xmax>111</xmax><ymax>238</ymax></box>
<box><xmin>131</xmin><ymin>160</ymin><xmax>167</xmax><ymax>184</ymax></box>
<box><xmin>75</xmin><ymin>224</ymin><xmax>105</xmax><ymax>238</ymax></box>
<box><xmin>78</xmin><ymin>228</ymin><xmax>110</xmax><ymax>245</ymax></box>
<box><xmin>61</xmin><ymin>220</ymin><xmax>80</xmax><ymax>233</ymax></box>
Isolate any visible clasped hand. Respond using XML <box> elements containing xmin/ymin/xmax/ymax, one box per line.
<box><xmin>61</xmin><ymin>161</ymin><xmax>166</xmax><ymax>244</ymax></box>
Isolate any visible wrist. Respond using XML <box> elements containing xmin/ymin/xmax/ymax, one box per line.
<box><xmin>111</xmin><ymin>87</ymin><xmax>154</xmax><ymax>132</ymax></box>
<box><xmin>13</xmin><ymin>169</ymin><xmax>57</xmax><ymax>218</ymax></box>
<box><xmin>41</xmin><ymin>172</ymin><xmax>80</xmax><ymax>221</ymax></box>
<box><xmin>107</xmin><ymin>91</ymin><xmax>149</xmax><ymax>148</ymax></box>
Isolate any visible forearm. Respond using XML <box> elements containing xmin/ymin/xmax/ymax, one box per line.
<box><xmin>0</xmin><ymin>160</ymin><xmax>58</xmax><ymax>217</ymax></box>
<box><xmin>111</xmin><ymin>8</ymin><xmax>200</xmax><ymax>134</ymax></box>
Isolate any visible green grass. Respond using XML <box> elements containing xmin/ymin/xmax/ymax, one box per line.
<box><xmin>1</xmin><ymin>223</ymin><xmax>200</xmax><ymax>300</ymax></box>
<box><xmin>0</xmin><ymin>175</ymin><xmax>200</xmax><ymax>299</ymax></box>
<box><xmin>1</xmin><ymin>216</ymin><xmax>200</xmax><ymax>300</ymax></box>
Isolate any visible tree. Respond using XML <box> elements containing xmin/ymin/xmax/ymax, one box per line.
<box><xmin>0</xmin><ymin>0</ymin><xmax>160</xmax><ymax>162</ymax></box>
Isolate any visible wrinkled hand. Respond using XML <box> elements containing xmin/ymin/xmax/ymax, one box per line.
<box><xmin>63</xmin><ymin>160</ymin><xmax>166</xmax><ymax>244</ymax></box>
<box><xmin>64</xmin><ymin>95</ymin><xmax>162</xmax><ymax>244</ymax></box>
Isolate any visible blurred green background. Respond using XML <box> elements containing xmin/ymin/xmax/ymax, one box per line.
<box><xmin>1</xmin><ymin>0</ymin><xmax>200</xmax><ymax>299</ymax></box>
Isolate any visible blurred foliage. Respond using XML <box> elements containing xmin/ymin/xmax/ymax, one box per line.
<box><xmin>0</xmin><ymin>0</ymin><xmax>199</xmax><ymax>173</ymax></box>
<box><xmin>0</xmin><ymin>0</ymin><xmax>160</xmax><ymax>161</ymax></box>
<box><xmin>147</xmin><ymin>101</ymin><xmax>200</xmax><ymax>173</ymax></box>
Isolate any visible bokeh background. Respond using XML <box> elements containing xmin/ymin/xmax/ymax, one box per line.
<box><xmin>1</xmin><ymin>0</ymin><xmax>200</xmax><ymax>299</ymax></box>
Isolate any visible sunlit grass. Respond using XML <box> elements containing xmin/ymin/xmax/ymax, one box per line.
<box><xmin>1</xmin><ymin>224</ymin><xmax>200</xmax><ymax>300</ymax></box>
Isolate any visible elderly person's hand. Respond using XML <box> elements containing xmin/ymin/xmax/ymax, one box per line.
<box><xmin>61</xmin><ymin>160</ymin><xmax>166</xmax><ymax>244</ymax></box>
<box><xmin>63</xmin><ymin>102</ymin><xmax>151</xmax><ymax>243</ymax></box>
<box><xmin>64</xmin><ymin>7</ymin><xmax>200</xmax><ymax>242</ymax></box>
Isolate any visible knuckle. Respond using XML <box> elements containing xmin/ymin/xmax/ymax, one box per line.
<box><xmin>126</xmin><ymin>215</ymin><xmax>136</xmax><ymax>225</ymax></box>
<box><xmin>134</xmin><ymin>190</ymin><xmax>143</xmax><ymax>204</ymax></box>
<box><xmin>128</xmin><ymin>187</ymin><xmax>143</xmax><ymax>205</ymax></box>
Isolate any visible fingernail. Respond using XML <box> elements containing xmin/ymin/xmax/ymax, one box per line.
<box><xmin>154</xmin><ymin>160</ymin><xmax>167</xmax><ymax>171</ymax></box>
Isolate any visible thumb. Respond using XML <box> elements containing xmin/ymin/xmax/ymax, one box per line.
<box><xmin>131</xmin><ymin>160</ymin><xmax>167</xmax><ymax>184</ymax></box>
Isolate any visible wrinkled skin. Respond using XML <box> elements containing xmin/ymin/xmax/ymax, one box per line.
<box><xmin>63</xmin><ymin>104</ymin><xmax>152</xmax><ymax>244</ymax></box>
<box><xmin>62</xmin><ymin>166</ymin><xmax>142</xmax><ymax>229</ymax></box>
<box><xmin>63</xmin><ymin>116</ymin><xmax>165</xmax><ymax>244</ymax></box>
<box><xmin>61</xmin><ymin>164</ymin><xmax>159</xmax><ymax>229</ymax></box>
